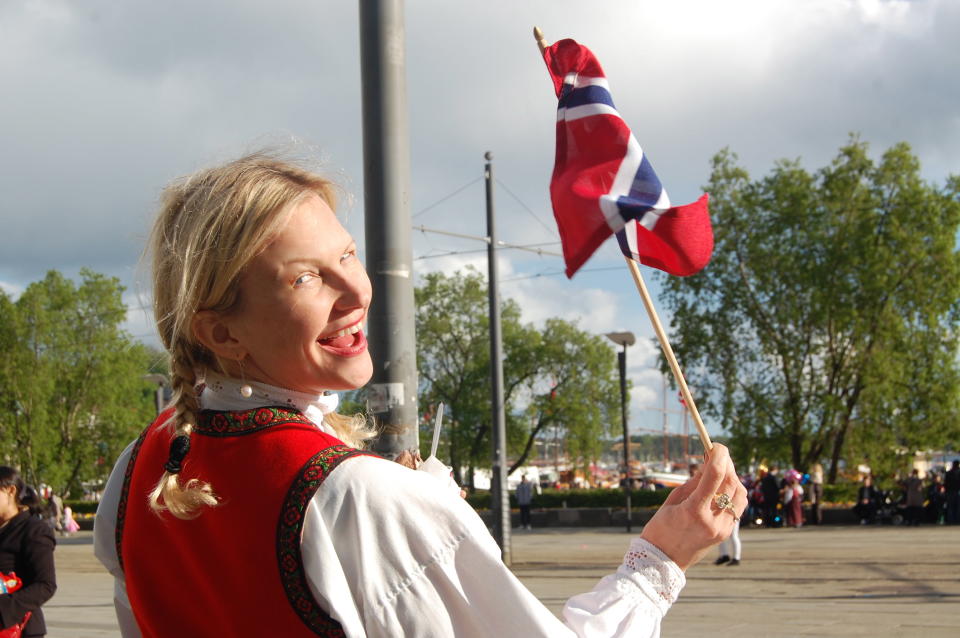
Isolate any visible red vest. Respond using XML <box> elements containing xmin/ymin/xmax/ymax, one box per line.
<box><xmin>116</xmin><ymin>407</ymin><xmax>373</xmax><ymax>637</ymax></box>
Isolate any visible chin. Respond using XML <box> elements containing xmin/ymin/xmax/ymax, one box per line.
<box><xmin>328</xmin><ymin>361</ymin><xmax>374</xmax><ymax>391</ymax></box>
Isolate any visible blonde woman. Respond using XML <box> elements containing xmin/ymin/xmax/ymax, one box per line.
<box><xmin>93</xmin><ymin>153</ymin><xmax>746</xmax><ymax>638</ymax></box>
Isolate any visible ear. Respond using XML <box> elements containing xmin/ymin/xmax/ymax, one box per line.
<box><xmin>192</xmin><ymin>310</ymin><xmax>247</xmax><ymax>362</ymax></box>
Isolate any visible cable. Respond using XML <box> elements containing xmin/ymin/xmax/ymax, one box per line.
<box><xmin>495</xmin><ymin>178</ymin><xmax>558</xmax><ymax>237</ymax></box>
<box><xmin>413</xmin><ymin>225</ymin><xmax>563</xmax><ymax>258</ymax></box>
<box><xmin>500</xmin><ymin>265</ymin><xmax>624</xmax><ymax>283</ymax></box>
<box><xmin>412</xmin><ymin>178</ymin><xmax>483</xmax><ymax>219</ymax></box>
<box><xmin>414</xmin><ymin>248</ymin><xmax>490</xmax><ymax>261</ymax></box>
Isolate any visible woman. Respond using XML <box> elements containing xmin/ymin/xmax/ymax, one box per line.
<box><xmin>93</xmin><ymin>153</ymin><xmax>747</xmax><ymax>637</ymax></box>
<box><xmin>809</xmin><ymin>462</ymin><xmax>824</xmax><ymax>525</ymax></box>
<box><xmin>0</xmin><ymin>467</ymin><xmax>57</xmax><ymax>637</ymax></box>
<box><xmin>782</xmin><ymin>470</ymin><xmax>804</xmax><ymax>528</ymax></box>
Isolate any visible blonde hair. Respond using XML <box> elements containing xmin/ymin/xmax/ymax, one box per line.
<box><xmin>147</xmin><ymin>151</ymin><xmax>375</xmax><ymax>519</ymax></box>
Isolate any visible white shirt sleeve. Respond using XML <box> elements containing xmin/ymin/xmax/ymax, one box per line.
<box><xmin>92</xmin><ymin>440</ymin><xmax>143</xmax><ymax>638</ymax></box>
<box><xmin>303</xmin><ymin>456</ymin><xmax>684</xmax><ymax>638</ymax></box>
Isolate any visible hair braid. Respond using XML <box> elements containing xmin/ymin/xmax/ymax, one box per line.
<box><xmin>147</xmin><ymin>342</ymin><xmax>218</xmax><ymax>519</ymax></box>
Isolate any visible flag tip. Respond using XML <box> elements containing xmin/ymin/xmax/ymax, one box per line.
<box><xmin>533</xmin><ymin>26</ymin><xmax>547</xmax><ymax>54</ymax></box>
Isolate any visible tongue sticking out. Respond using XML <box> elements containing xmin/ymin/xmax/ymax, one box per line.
<box><xmin>321</xmin><ymin>332</ymin><xmax>356</xmax><ymax>349</ymax></box>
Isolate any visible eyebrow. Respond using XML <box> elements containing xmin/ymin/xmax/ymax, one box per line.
<box><xmin>281</xmin><ymin>241</ymin><xmax>356</xmax><ymax>267</ymax></box>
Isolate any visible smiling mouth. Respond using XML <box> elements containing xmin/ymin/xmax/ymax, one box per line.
<box><xmin>317</xmin><ymin>322</ymin><xmax>367</xmax><ymax>355</ymax></box>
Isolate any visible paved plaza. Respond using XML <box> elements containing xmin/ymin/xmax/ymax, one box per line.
<box><xmin>44</xmin><ymin>525</ymin><xmax>959</xmax><ymax>637</ymax></box>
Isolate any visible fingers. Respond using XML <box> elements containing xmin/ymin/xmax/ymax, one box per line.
<box><xmin>663</xmin><ymin>471</ymin><xmax>701</xmax><ymax>506</ymax></box>
<box><xmin>691</xmin><ymin>443</ymin><xmax>732</xmax><ymax>508</ymax></box>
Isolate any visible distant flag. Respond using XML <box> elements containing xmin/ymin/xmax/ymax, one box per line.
<box><xmin>541</xmin><ymin>38</ymin><xmax>713</xmax><ymax>277</ymax></box>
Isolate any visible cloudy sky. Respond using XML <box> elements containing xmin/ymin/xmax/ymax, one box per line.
<box><xmin>1</xmin><ymin>0</ymin><xmax>957</xmax><ymax>439</ymax></box>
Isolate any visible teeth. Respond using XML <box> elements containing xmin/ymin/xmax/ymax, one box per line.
<box><xmin>332</xmin><ymin>324</ymin><xmax>362</xmax><ymax>339</ymax></box>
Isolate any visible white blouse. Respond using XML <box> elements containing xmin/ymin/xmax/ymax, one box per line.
<box><xmin>93</xmin><ymin>378</ymin><xmax>685</xmax><ymax>637</ymax></box>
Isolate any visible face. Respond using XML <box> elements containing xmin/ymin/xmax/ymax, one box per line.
<box><xmin>222</xmin><ymin>194</ymin><xmax>373</xmax><ymax>393</ymax></box>
<box><xmin>0</xmin><ymin>485</ymin><xmax>18</xmax><ymax>521</ymax></box>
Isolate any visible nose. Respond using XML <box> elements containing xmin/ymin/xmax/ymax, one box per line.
<box><xmin>333</xmin><ymin>264</ymin><xmax>372</xmax><ymax>312</ymax></box>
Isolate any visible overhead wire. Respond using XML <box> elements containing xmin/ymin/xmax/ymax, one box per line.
<box><xmin>500</xmin><ymin>265</ymin><xmax>624</xmax><ymax>284</ymax></box>
<box><xmin>495</xmin><ymin>177</ymin><xmax>559</xmax><ymax>238</ymax></box>
<box><xmin>411</xmin><ymin>177</ymin><xmax>482</xmax><ymax>219</ymax></box>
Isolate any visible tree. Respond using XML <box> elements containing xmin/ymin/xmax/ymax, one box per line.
<box><xmin>658</xmin><ymin>139</ymin><xmax>960</xmax><ymax>481</ymax></box>
<box><xmin>415</xmin><ymin>268</ymin><xmax>621</xmax><ymax>486</ymax></box>
<box><xmin>0</xmin><ymin>269</ymin><xmax>156</xmax><ymax>495</ymax></box>
<box><xmin>508</xmin><ymin>318</ymin><xmax>620</xmax><ymax>476</ymax></box>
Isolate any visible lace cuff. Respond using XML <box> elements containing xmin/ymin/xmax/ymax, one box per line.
<box><xmin>621</xmin><ymin>537</ymin><xmax>686</xmax><ymax>616</ymax></box>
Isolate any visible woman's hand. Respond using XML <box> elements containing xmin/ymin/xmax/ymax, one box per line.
<box><xmin>394</xmin><ymin>449</ymin><xmax>423</xmax><ymax>470</ymax></box>
<box><xmin>639</xmin><ymin>443</ymin><xmax>746</xmax><ymax>571</ymax></box>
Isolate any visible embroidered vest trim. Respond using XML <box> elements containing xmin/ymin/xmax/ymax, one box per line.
<box><xmin>277</xmin><ymin>444</ymin><xmax>374</xmax><ymax>636</ymax></box>
<box><xmin>196</xmin><ymin>406</ymin><xmax>315</xmax><ymax>437</ymax></box>
<box><xmin>114</xmin><ymin>425</ymin><xmax>151</xmax><ymax>572</ymax></box>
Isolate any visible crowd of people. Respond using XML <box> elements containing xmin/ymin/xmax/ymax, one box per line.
<box><xmin>851</xmin><ymin>460</ymin><xmax>960</xmax><ymax>526</ymax></box>
<box><xmin>737</xmin><ymin>460</ymin><xmax>960</xmax><ymax>528</ymax></box>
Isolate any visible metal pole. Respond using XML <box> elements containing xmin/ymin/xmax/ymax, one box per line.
<box><xmin>618</xmin><ymin>348</ymin><xmax>632</xmax><ymax>533</ymax></box>
<box><xmin>485</xmin><ymin>151</ymin><xmax>511</xmax><ymax>565</ymax></box>
<box><xmin>662</xmin><ymin>374</ymin><xmax>669</xmax><ymax>468</ymax></box>
<box><xmin>358</xmin><ymin>0</ymin><xmax>419</xmax><ymax>459</ymax></box>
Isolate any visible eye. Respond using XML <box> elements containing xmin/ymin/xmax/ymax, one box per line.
<box><xmin>294</xmin><ymin>272</ymin><xmax>321</xmax><ymax>286</ymax></box>
<box><xmin>340</xmin><ymin>249</ymin><xmax>356</xmax><ymax>264</ymax></box>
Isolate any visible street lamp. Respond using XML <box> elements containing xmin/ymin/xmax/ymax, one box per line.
<box><xmin>142</xmin><ymin>374</ymin><xmax>169</xmax><ymax>416</ymax></box>
<box><xmin>605</xmin><ymin>331</ymin><xmax>635</xmax><ymax>533</ymax></box>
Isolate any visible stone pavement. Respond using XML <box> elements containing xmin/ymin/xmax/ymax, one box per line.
<box><xmin>44</xmin><ymin>525</ymin><xmax>959</xmax><ymax>637</ymax></box>
<box><xmin>511</xmin><ymin>525</ymin><xmax>960</xmax><ymax>638</ymax></box>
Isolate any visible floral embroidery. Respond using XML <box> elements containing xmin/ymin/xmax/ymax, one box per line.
<box><xmin>276</xmin><ymin>445</ymin><xmax>374</xmax><ymax>636</ymax></box>
<box><xmin>115</xmin><ymin>425</ymin><xmax>150</xmax><ymax>572</ymax></box>
<box><xmin>195</xmin><ymin>406</ymin><xmax>314</xmax><ymax>437</ymax></box>
<box><xmin>623</xmin><ymin>537</ymin><xmax>685</xmax><ymax>613</ymax></box>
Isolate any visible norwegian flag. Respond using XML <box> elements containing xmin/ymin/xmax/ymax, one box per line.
<box><xmin>542</xmin><ymin>38</ymin><xmax>713</xmax><ymax>277</ymax></box>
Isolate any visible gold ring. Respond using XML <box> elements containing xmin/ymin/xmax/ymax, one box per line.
<box><xmin>714</xmin><ymin>493</ymin><xmax>739</xmax><ymax>522</ymax></box>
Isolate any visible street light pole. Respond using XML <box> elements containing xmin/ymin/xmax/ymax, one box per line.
<box><xmin>358</xmin><ymin>0</ymin><xmax>420</xmax><ymax>459</ymax></box>
<box><xmin>486</xmin><ymin>151</ymin><xmax>511</xmax><ymax>565</ymax></box>
<box><xmin>605</xmin><ymin>331</ymin><xmax>635</xmax><ymax>533</ymax></box>
<box><xmin>143</xmin><ymin>374</ymin><xmax>169</xmax><ymax>415</ymax></box>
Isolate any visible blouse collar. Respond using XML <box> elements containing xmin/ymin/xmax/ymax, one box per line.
<box><xmin>199</xmin><ymin>372</ymin><xmax>339</xmax><ymax>434</ymax></box>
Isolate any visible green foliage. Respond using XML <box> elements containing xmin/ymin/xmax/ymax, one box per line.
<box><xmin>658</xmin><ymin>138</ymin><xmax>960</xmax><ymax>481</ymax></box>
<box><xmin>415</xmin><ymin>269</ymin><xmax>620</xmax><ymax>486</ymax></box>
<box><xmin>0</xmin><ymin>270</ymin><xmax>156</xmax><ymax>496</ymax></box>
<box><xmin>63</xmin><ymin>500</ymin><xmax>99</xmax><ymax>515</ymax></box>
<box><xmin>822</xmin><ymin>482</ymin><xmax>861</xmax><ymax>504</ymax></box>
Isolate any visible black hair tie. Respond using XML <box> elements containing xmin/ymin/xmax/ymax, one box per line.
<box><xmin>164</xmin><ymin>434</ymin><xmax>192</xmax><ymax>474</ymax></box>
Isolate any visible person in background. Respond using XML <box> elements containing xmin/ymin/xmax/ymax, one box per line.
<box><xmin>0</xmin><ymin>467</ymin><xmax>57</xmax><ymax>637</ymax></box>
<box><xmin>853</xmin><ymin>475</ymin><xmax>881</xmax><ymax>524</ymax></box>
<box><xmin>516</xmin><ymin>474</ymin><xmax>536</xmax><ymax>530</ymax></box>
<box><xmin>715</xmin><ymin>474</ymin><xmax>748</xmax><ymax>566</ymax></box>
<box><xmin>944</xmin><ymin>460</ymin><xmax>960</xmax><ymax>524</ymax></box>
<box><xmin>926</xmin><ymin>472</ymin><xmax>946</xmax><ymax>524</ymax></box>
<box><xmin>62</xmin><ymin>506</ymin><xmax>80</xmax><ymax>535</ymax></box>
<box><xmin>760</xmin><ymin>466</ymin><xmax>781</xmax><ymax>527</ymax></box>
<box><xmin>782</xmin><ymin>470</ymin><xmax>804</xmax><ymax>528</ymax></box>
<box><xmin>808</xmin><ymin>463</ymin><xmax>824</xmax><ymax>525</ymax></box>
<box><xmin>902</xmin><ymin>469</ymin><xmax>925</xmax><ymax>526</ymax></box>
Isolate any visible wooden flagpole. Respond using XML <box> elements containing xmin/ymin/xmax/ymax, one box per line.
<box><xmin>533</xmin><ymin>26</ymin><xmax>713</xmax><ymax>453</ymax></box>
<box><xmin>534</xmin><ymin>26</ymin><xmax>548</xmax><ymax>54</ymax></box>
<box><xmin>624</xmin><ymin>257</ymin><xmax>713</xmax><ymax>451</ymax></box>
